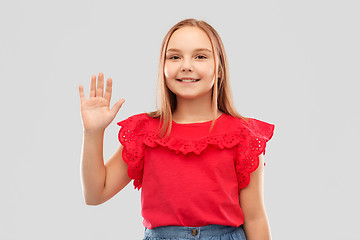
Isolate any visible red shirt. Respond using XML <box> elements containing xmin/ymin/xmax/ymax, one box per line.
<box><xmin>117</xmin><ymin>112</ymin><xmax>275</xmax><ymax>229</ymax></box>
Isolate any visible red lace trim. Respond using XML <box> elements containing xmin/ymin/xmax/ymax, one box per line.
<box><xmin>236</xmin><ymin>135</ymin><xmax>268</xmax><ymax>189</ymax></box>
<box><xmin>143</xmin><ymin>131</ymin><xmax>246</xmax><ymax>155</ymax></box>
<box><xmin>117</xmin><ymin>114</ymin><xmax>148</xmax><ymax>190</ymax></box>
<box><xmin>117</xmin><ymin>113</ymin><xmax>274</xmax><ymax>191</ymax></box>
<box><xmin>235</xmin><ymin>118</ymin><xmax>274</xmax><ymax>189</ymax></box>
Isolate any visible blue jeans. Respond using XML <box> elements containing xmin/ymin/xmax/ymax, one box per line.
<box><xmin>143</xmin><ymin>224</ymin><xmax>246</xmax><ymax>240</ymax></box>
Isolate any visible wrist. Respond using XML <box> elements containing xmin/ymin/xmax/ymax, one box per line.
<box><xmin>83</xmin><ymin>128</ymin><xmax>105</xmax><ymax>136</ymax></box>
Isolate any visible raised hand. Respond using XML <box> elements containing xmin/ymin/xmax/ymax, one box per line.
<box><xmin>78</xmin><ymin>72</ymin><xmax>125</xmax><ymax>132</ymax></box>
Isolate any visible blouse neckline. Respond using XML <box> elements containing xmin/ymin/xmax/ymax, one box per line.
<box><xmin>171</xmin><ymin>113</ymin><xmax>225</xmax><ymax>126</ymax></box>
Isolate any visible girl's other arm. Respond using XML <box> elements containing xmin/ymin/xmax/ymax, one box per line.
<box><xmin>79</xmin><ymin>73</ymin><xmax>129</xmax><ymax>205</ymax></box>
<box><xmin>239</xmin><ymin>153</ymin><xmax>272</xmax><ymax>240</ymax></box>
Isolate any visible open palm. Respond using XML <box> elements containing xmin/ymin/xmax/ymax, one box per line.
<box><xmin>78</xmin><ymin>72</ymin><xmax>125</xmax><ymax>132</ymax></box>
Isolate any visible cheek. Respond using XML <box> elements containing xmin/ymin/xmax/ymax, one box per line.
<box><xmin>201</xmin><ymin>63</ymin><xmax>215</xmax><ymax>78</ymax></box>
<box><xmin>164</xmin><ymin>62</ymin><xmax>177</xmax><ymax>79</ymax></box>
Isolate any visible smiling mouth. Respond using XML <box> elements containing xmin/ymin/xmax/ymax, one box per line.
<box><xmin>177</xmin><ymin>79</ymin><xmax>200</xmax><ymax>82</ymax></box>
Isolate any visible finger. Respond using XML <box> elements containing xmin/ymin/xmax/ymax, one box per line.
<box><xmin>110</xmin><ymin>98</ymin><xmax>125</xmax><ymax>117</ymax></box>
<box><xmin>78</xmin><ymin>85</ymin><xmax>86</xmax><ymax>103</ymax></box>
<box><xmin>104</xmin><ymin>78</ymin><xmax>112</xmax><ymax>102</ymax></box>
<box><xmin>96</xmin><ymin>72</ymin><xmax>104</xmax><ymax>97</ymax></box>
<box><xmin>90</xmin><ymin>75</ymin><xmax>96</xmax><ymax>98</ymax></box>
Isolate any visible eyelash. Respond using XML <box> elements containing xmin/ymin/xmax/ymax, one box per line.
<box><xmin>168</xmin><ymin>55</ymin><xmax>207</xmax><ymax>60</ymax></box>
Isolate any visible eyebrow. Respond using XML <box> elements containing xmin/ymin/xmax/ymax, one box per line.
<box><xmin>166</xmin><ymin>48</ymin><xmax>212</xmax><ymax>53</ymax></box>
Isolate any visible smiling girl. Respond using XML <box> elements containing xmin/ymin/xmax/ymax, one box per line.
<box><xmin>79</xmin><ymin>18</ymin><xmax>275</xmax><ymax>240</ymax></box>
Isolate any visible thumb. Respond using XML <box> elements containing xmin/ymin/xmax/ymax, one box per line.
<box><xmin>110</xmin><ymin>98</ymin><xmax>125</xmax><ymax>117</ymax></box>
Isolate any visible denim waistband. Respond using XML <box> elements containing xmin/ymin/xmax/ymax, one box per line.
<box><xmin>144</xmin><ymin>224</ymin><xmax>240</xmax><ymax>239</ymax></box>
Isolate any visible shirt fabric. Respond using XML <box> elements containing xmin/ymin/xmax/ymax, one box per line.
<box><xmin>117</xmin><ymin>112</ymin><xmax>275</xmax><ymax>229</ymax></box>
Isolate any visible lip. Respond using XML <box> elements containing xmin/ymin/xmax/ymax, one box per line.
<box><xmin>176</xmin><ymin>79</ymin><xmax>200</xmax><ymax>84</ymax></box>
<box><xmin>178</xmin><ymin>77</ymin><xmax>199</xmax><ymax>80</ymax></box>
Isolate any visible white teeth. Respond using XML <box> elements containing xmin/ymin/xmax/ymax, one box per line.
<box><xmin>180</xmin><ymin>79</ymin><xmax>198</xmax><ymax>82</ymax></box>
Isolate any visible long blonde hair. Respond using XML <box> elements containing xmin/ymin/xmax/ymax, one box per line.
<box><xmin>147</xmin><ymin>18</ymin><xmax>249</xmax><ymax>139</ymax></box>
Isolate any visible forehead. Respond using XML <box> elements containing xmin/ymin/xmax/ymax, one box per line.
<box><xmin>167</xmin><ymin>26</ymin><xmax>213</xmax><ymax>51</ymax></box>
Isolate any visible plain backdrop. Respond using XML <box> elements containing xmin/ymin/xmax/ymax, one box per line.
<box><xmin>1</xmin><ymin>0</ymin><xmax>359</xmax><ymax>239</ymax></box>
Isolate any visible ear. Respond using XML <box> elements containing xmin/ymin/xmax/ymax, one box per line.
<box><xmin>217</xmin><ymin>67</ymin><xmax>223</xmax><ymax>79</ymax></box>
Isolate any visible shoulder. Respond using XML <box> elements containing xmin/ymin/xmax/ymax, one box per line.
<box><xmin>244</xmin><ymin>118</ymin><xmax>275</xmax><ymax>142</ymax></box>
<box><xmin>117</xmin><ymin>112</ymin><xmax>160</xmax><ymax>127</ymax></box>
<box><xmin>117</xmin><ymin>112</ymin><xmax>149</xmax><ymax>126</ymax></box>
<box><xmin>117</xmin><ymin>113</ymin><xmax>161</xmax><ymax>137</ymax></box>
<box><xmin>233</xmin><ymin>116</ymin><xmax>275</xmax><ymax>189</ymax></box>
<box><xmin>224</xmin><ymin>114</ymin><xmax>275</xmax><ymax>142</ymax></box>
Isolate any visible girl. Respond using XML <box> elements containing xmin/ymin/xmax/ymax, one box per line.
<box><xmin>79</xmin><ymin>18</ymin><xmax>275</xmax><ymax>240</ymax></box>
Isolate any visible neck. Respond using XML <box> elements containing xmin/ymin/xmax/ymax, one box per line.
<box><xmin>172</xmin><ymin>93</ymin><xmax>221</xmax><ymax>123</ymax></box>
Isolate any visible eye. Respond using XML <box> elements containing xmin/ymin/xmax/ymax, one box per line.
<box><xmin>168</xmin><ymin>56</ymin><xmax>180</xmax><ymax>60</ymax></box>
<box><xmin>196</xmin><ymin>55</ymin><xmax>207</xmax><ymax>59</ymax></box>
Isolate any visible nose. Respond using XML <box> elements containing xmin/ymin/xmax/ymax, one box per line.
<box><xmin>180</xmin><ymin>59</ymin><xmax>193</xmax><ymax>72</ymax></box>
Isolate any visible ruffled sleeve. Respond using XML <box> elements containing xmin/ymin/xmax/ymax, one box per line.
<box><xmin>236</xmin><ymin>118</ymin><xmax>275</xmax><ymax>190</ymax></box>
<box><xmin>117</xmin><ymin>113</ymin><xmax>149</xmax><ymax>190</ymax></box>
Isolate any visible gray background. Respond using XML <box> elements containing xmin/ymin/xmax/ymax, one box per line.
<box><xmin>1</xmin><ymin>0</ymin><xmax>359</xmax><ymax>239</ymax></box>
